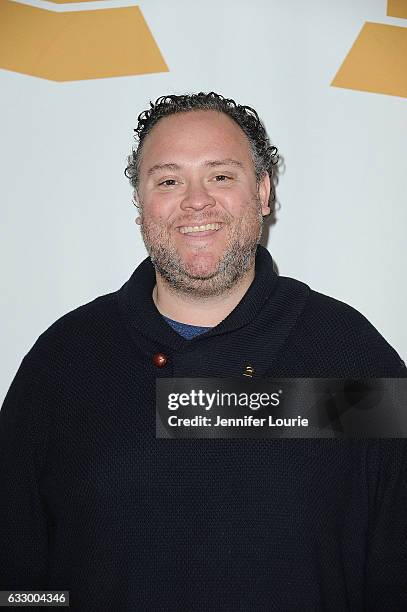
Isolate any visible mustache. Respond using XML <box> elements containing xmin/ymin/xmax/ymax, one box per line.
<box><xmin>171</xmin><ymin>211</ymin><xmax>231</xmax><ymax>227</ymax></box>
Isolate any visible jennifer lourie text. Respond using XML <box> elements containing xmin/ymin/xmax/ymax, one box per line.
<box><xmin>167</xmin><ymin>415</ymin><xmax>309</xmax><ymax>427</ymax></box>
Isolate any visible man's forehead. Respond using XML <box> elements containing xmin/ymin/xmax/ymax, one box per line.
<box><xmin>149</xmin><ymin>110</ymin><xmax>249</xmax><ymax>141</ymax></box>
<box><xmin>140</xmin><ymin>110</ymin><xmax>253</xmax><ymax>167</ymax></box>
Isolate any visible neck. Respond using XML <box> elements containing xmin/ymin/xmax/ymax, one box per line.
<box><xmin>153</xmin><ymin>266</ymin><xmax>256</xmax><ymax>327</ymax></box>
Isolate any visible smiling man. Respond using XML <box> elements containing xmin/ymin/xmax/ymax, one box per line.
<box><xmin>1</xmin><ymin>92</ymin><xmax>406</xmax><ymax>611</ymax></box>
<box><xmin>128</xmin><ymin>102</ymin><xmax>273</xmax><ymax>327</ymax></box>
<box><xmin>136</xmin><ymin>110</ymin><xmax>268</xmax><ymax>303</ymax></box>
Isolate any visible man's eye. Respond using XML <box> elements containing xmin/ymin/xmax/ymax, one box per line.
<box><xmin>159</xmin><ymin>179</ymin><xmax>177</xmax><ymax>186</ymax></box>
<box><xmin>214</xmin><ymin>175</ymin><xmax>230</xmax><ymax>182</ymax></box>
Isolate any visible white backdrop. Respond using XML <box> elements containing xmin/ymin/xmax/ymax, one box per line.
<box><xmin>1</xmin><ymin>0</ymin><xmax>406</xmax><ymax>403</ymax></box>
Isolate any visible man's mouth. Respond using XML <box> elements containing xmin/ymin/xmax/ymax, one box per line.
<box><xmin>179</xmin><ymin>223</ymin><xmax>222</xmax><ymax>235</ymax></box>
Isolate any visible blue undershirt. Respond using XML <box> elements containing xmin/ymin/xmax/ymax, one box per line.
<box><xmin>162</xmin><ymin>315</ymin><xmax>212</xmax><ymax>339</ymax></box>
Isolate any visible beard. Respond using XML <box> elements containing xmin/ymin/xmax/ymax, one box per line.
<box><xmin>140</xmin><ymin>198</ymin><xmax>264</xmax><ymax>298</ymax></box>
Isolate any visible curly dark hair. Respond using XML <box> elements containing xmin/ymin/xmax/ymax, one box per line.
<box><xmin>124</xmin><ymin>92</ymin><xmax>279</xmax><ymax>206</ymax></box>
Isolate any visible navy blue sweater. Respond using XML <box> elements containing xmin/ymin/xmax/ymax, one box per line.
<box><xmin>1</xmin><ymin>246</ymin><xmax>406</xmax><ymax>611</ymax></box>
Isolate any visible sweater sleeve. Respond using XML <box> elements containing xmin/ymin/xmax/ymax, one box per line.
<box><xmin>0</xmin><ymin>357</ymin><xmax>49</xmax><ymax>589</ymax></box>
<box><xmin>364</xmin><ymin>440</ymin><xmax>407</xmax><ymax>610</ymax></box>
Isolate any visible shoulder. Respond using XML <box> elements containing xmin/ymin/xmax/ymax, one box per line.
<box><xmin>41</xmin><ymin>290</ymin><xmax>118</xmax><ymax>338</ymax></box>
<box><xmin>274</xmin><ymin>280</ymin><xmax>406</xmax><ymax>377</ymax></box>
<box><xmin>304</xmin><ymin>289</ymin><xmax>394</xmax><ymax>344</ymax></box>
<box><xmin>22</xmin><ymin>290</ymin><xmax>125</xmax><ymax>371</ymax></box>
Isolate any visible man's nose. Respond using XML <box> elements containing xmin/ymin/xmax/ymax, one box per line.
<box><xmin>180</xmin><ymin>182</ymin><xmax>216</xmax><ymax>211</ymax></box>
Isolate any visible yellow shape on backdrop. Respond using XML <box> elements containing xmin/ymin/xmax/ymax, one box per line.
<box><xmin>46</xmin><ymin>0</ymin><xmax>108</xmax><ymax>3</ymax></box>
<box><xmin>0</xmin><ymin>0</ymin><xmax>168</xmax><ymax>81</ymax></box>
<box><xmin>46</xmin><ymin>0</ymin><xmax>105</xmax><ymax>3</ymax></box>
<box><xmin>331</xmin><ymin>22</ymin><xmax>407</xmax><ymax>98</ymax></box>
<box><xmin>387</xmin><ymin>0</ymin><xmax>407</xmax><ymax>18</ymax></box>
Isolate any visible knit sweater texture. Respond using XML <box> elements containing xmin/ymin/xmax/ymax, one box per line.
<box><xmin>1</xmin><ymin>246</ymin><xmax>406</xmax><ymax>611</ymax></box>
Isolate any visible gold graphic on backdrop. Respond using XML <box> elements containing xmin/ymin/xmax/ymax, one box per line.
<box><xmin>387</xmin><ymin>0</ymin><xmax>407</xmax><ymax>18</ymax></box>
<box><xmin>0</xmin><ymin>0</ymin><xmax>168</xmax><ymax>81</ymax></box>
<box><xmin>332</xmin><ymin>2</ymin><xmax>407</xmax><ymax>98</ymax></box>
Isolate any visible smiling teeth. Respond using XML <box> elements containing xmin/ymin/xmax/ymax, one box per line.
<box><xmin>180</xmin><ymin>223</ymin><xmax>221</xmax><ymax>234</ymax></box>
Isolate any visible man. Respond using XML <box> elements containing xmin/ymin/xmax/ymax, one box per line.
<box><xmin>1</xmin><ymin>92</ymin><xmax>406</xmax><ymax>611</ymax></box>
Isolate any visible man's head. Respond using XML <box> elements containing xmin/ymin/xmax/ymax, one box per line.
<box><xmin>125</xmin><ymin>92</ymin><xmax>278</xmax><ymax>297</ymax></box>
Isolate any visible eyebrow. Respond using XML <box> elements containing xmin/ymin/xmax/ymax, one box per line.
<box><xmin>147</xmin><ymin>158</ymin><xmax>244</xmax><ymax>176</ymax></box>
<box><xmin>205</xmin><ymin>158</ymin><xmax>244</xmax><ymax>169</ymax></box>
<box><xmin>147</xmin><ymin>163</ymin><xmax>180</xmax><ymax>176</ymax></box>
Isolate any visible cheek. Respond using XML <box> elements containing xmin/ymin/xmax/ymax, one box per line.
<box><xmin>222</xmin><ymin>191</ymin><xmax>258</xmax><ymax>217</ymax></box>
<box><xmin>142</xmin><ymin>196</ymin><xmax>178</xmax><ymax>222</ymax></box>
<box><xmin>141</xmin><ymin>206</ymin><xmax>165</xmax><ymax>225</ymax></box>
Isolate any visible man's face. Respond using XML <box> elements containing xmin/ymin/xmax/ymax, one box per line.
<box><xmin>136</xmin><ymin>110</ymin><xmax>270</xmax><ymax>296</ymax></box>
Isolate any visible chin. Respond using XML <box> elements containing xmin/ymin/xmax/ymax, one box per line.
<box><xmin>182</xmin><ymin>253</ymin><xmax>220</xmax><ymax>279</ymax></box>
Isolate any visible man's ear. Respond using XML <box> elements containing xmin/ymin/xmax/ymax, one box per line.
<box><xmin>132</xmin><ymin>190</ymin><xmax>140</xmax><ymax>209</ymax></box>
<box><xmin>258</xmin><ymin>173</ymin><xmax>271</xmax><ymax>216</ymax></box>
<box><xmin>132</xmin><ymin>190</ymin><xmax>142</xmax><ymax>225</ymax></box>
